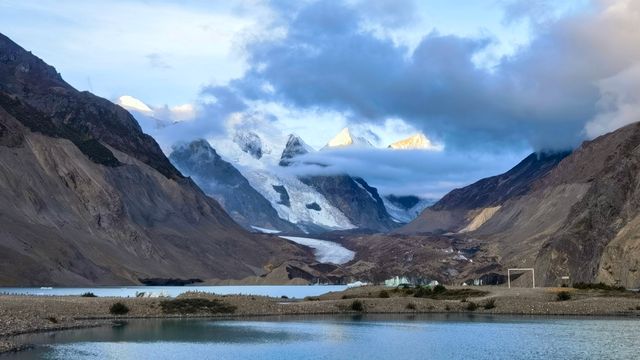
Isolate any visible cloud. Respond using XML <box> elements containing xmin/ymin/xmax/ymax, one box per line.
<box><xmin>146</xmin><ymin>53</ymin><xmax>172</xmax><ymax>69</ymax></box>
<box><xmin>211</xmin><ymin>0</ymin><xmax>640</xmax><ymax>152</ymax></box>
<box><xmin>585</xmin><ymin>64</ymin><xmax>640</xmax><ymax>138</ymax></box>
<box><xmin>277</xmin><ymin>147</ymin><xmax>528</xmax><ymax>198</ymax></box>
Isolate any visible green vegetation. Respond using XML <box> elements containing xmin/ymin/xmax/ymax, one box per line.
<box><xmin>350</xmin><ymin>300</ymin><xmax>364</xmax><ymax>312</ymax></box>
<box><xmin>80</xmin><ymin>292</ymin><xmax>97</xmax><ymax>297</ymax></box>
<box><xmin>483</xmin><ymin>299</ymin><xmax>496</xmax><ymax>310</ymax></box>
<box><xmin>305</xmin><ymin>296</ymin><xmax>321</xmax><ymax>301</ymax></box>
<box><xmin>433</xmin><ymin>285</ymin><xmax>447</xmax><ymax>294</ymax></box>
<box><xmin>160</xmin><ymin>298</ymin><xmax>236</xmax><ymax>315</ymax></box>
<box><xmin>109</xmin><ymin>302</ymin><xmax>130</xmax><ymax>315</ymax></box>
<box><xmin>557</xmin><ymin>291</ymin><xmax>572</xmax><ymax>301</ymax></box>
<box><xmin>573</xmin><ymin>282</ymin><xmax>626</xmax><ymax>291</ymax></box>
<box><xmin>466</xmin><ymin>302</ymin><xmax>478</xmax><ymax>311</ymax></box>
<box><xmin>378</xmin><ymin>290</ymin><xmax>390</xmax><ymax>298</ymax></box>
<box><xmin>412</xmin><ymin>285</ymin><xmax>488</xmax><ymax>300</ymax></box>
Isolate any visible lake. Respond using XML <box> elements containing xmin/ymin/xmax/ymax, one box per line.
<box><xmin>5</xmin><ymin>314</ymin><xmax>640</xmax><ymax>359</ymax></box>
<box><xmin>0</xmin><ymin>285</ymin><xmax>347</xmax><ymax>299</ymax></box>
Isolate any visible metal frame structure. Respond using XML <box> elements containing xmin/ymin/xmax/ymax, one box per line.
<box><xmin>507</xmin><ymin>268</ymin><xmax>535</xmax><ymax>288</ymax></box>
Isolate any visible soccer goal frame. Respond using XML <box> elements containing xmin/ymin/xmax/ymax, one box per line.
<box><xmin>507</xmin><ymin>268</ymin><xmax>535</xmax><ymax>288</ymax></box>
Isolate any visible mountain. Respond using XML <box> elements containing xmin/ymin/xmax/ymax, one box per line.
<box><xmin>399</xmin><ymin>151</ymin><xmax>570</xmax><ymax>234</ymax></box>
<box><xmin>203</xmin><ymin>131</ymin><xmax>358</xmax><ymax>232</ymax></box>
<box><xmin>388</xmin><ymin>133</ymin><xmax>433</xmax><ymax>150</ymax></box>
<box><xmin>0</xmin><ymin>33</ymin><xmax>306</xmax><ymax>285</ymax></box>
<box><xmin>382</xmin><ymin>195</ymin><xmax>434</xmax><ymax>223</ymax></box>
<box><xmin>323</xmin><ymin>127</ymin><xmax>374</xmax><ymax>149</ymax></box>
<box><xmin>169</xmin><ymin>140</ymin><xmax>299</xmax><ymax>232</ymax></box>
<box><xmin>279</xmin><ymin>134</ymin><xmax>313</xmax><ymax>167</ymax></box>
<box><xmin>183</xmin><ymin>129</ymin><xmax>398</xmax><ymax>233</ymax></box>
<box><xmin>400</xmin><ymin>124</ymin><xmax>640</xmax><ymax>288</ymax></box>
<box><xmin>299</xmin><ymin>175</ymin><xmax>398</xmax><ymax>232</ymax></box>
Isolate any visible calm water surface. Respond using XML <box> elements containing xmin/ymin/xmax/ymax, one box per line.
<box><xmin>4</xmin><ymin>314</ymin><xmax>640</xmax><ymax>359</ymax></box>
<box><xmin>0</xmin><ymin>285</ymin><xmax>346</xmax><ymax>298</ymax></box>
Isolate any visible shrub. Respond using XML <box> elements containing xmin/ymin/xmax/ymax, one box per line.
<box><xmin>406</xmin><ymin>302</ymin><xmax>416</xmax><ymax>310</ymax></box>
<box><xmin>379</xmin><ymin>290</ymin><xmax>390</xmax><ymax>298</ymax></box>
<box><xmin>460</xmin><ymin>298</ymin><xmax>467</xmax><ymax>303</ymax></box>
<box><xmin>47</xmin><ymin>316</ymin><xmax>58</xmax><ymax>324</ymax></box>
<box><xmin>160</xmin><ymin>298</ymin><xmax>236</xmax><ymax>315</ymax></box>
<box><xmin>483</xmin><ymin>299</ymin><xmax>496</xmax><ymax>310</ymax></box>
<box><xmin>573</xmin><ymin>282</ymin><xmax>625</xmax><ymax>291</ymax></box>
<box><xmin>433</xmin><ymin>284</ymin><xmax>447</xmax><ymax>294</ymax></box>
<box><xmin>350</xmin><ymin>300</ymin><xmax>364</xmax><ymax>312</ymax></box>
<box><xmin>414</xmin><ymin>286</ymin><xmax>432</xmax><ymax>298</ymax></box>
<box><xmin>557</xmin><ymin>291</ymin><xmax>572</xmax><ymax>301</ymax></box>
<box><xmin>636</xmin><ymin>306</ymin><xmax>640</xmax><ymax>311</ymax></box>
<box><xmin>466</xmin><ymin>302</ymin><xmax>478</xmax><ymax>311</ymax></box>
<box><xmin>81</xmin><ymin>292</ymin><xmax>97</xmax><ymax>297</ymax></box>
<box><xmin>109</xmin><ymin>302</ymin><xmax>130</xmax><ymax>315</ymax></box>
<box><xmin>305</xmin><ymin>296</ymin><xmax>320</xmax><ymax>301</ymax></box>
<box><xmin>280</xmin><ymin>295</ymin><xmax>289</xmax><ymax>299</ymax></box>
<box><xmin>444</xmin><ymin>305</ymin><xmax>451</xmax><ymax>311</ymax></box>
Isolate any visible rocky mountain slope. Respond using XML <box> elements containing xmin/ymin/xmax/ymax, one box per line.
<box><xmin>169</xmin><ymin>140</ymin><xmax>299</xmax><ymax>232</ymax></box>
<box><xmin>0</xmin><ymin>33</ymin><xmax>307</xmax><ymax>285</ymax></box>
<box><xmin>399</xmin><ymin>151</ymin><xmax>570</xmax><ymax>234</ymax></box>
<box><xmin>400</xmin><ymin>124</ymin><xmax>640</xmax><ymax>288</ymax></box>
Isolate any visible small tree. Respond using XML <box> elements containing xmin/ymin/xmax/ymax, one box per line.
<box><xmin>557</xmin><ymin>291</ymin><xmax>572</xmax><ymax>301</ymax></box>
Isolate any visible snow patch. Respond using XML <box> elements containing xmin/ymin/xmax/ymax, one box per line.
<box><xmin>280</xmin><ymin>236</ymin><xmax>355</xmax><ymax>264</ymax></box>
<box><xmin>250</xmin><ymin>226</ymin><xmax>281</xmax><ymax>234</ymax></box>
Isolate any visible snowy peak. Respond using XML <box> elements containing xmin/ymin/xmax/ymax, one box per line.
<box><xmin>117</xmin><ymin>95</ymin><xmax>153</xmax><ymax>113</ymax></box>
<box><xmin>280</xmin><ymin>134</ymin><xmax>314</xmax><ymax>166</ymax></box>
<box><xmin>233</xmin><ymin>131</ymin><xmax>264</xmax><ymax>159</ymax></box>
<box><xmin>172</xmin><ymin>139</ymin><xmax>219</xmax><ymax>163</ymax></box>
<box><xmin>388</xmin><ymin>133</ymin><xmax>434</xmax><ymax>150</ymax></box>
<box><xmin>324</xmin><ymin>127</ymin><xmax>373</xmax><ymax>149</ymax></box>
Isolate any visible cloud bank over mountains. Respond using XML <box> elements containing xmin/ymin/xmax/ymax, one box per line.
<box><xmin>117</xmin><ymin>0</ymin><xmax>640</xmax><ymax>197</ymax></box>
<box><xmin>201</xmin><ymin>0</ymin><xmax>640</xmax><ymax>152</ymax></box>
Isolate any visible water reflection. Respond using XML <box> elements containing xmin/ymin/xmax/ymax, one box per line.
<box><xmin>5</xmin><ymin>314</ymin><xmax>640</xmax><ymax>360</ymax></box>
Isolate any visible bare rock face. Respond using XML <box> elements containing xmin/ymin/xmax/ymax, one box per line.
<box><xmin>0</xmin><ymin>33</ymin><xmax>306</xmax><ymax>286</ymax></box>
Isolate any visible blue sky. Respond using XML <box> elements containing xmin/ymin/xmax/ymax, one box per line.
<box><xmin>1</xmin><ymin>0</ymin><xmax>638</xmax><ymax>197</ymax></box>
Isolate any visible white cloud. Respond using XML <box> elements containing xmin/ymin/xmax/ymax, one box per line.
<box><xmin>585</xmin><ymin>64</ymin><xmax>640</xmax><ymax>138</ymax></box>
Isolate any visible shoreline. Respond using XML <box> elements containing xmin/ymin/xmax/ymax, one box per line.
<box><xmin>1</xmin><ymin>286</ymin><xmax>639</xmax><ymax>354</ymax></box>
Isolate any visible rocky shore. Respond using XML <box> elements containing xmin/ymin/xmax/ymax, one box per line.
<box><xmin>1</xmin><ymin>286</ymin><xmax>639</xmax><ymax>353</ymax></box>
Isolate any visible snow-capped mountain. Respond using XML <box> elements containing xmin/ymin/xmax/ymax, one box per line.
<box><xmin>388</xmin><ymin>133</ymin><xmax>435</xmax><ymax>150</ymax></box>
<box><xmin>116</xmin><ymin>95</ymin><xmax>195</xmax><ymax>132</ymax></box>
<box><xmin>280</xmin><ymin>134</ymin><xmax>314</xmax><ymax>166</ymax></box>
<box><xmin>323</xmin><ymin>127</ymin><xmax>374</xmax><ymax>149</ymax></box>
<box><xmin>205</xmin><ymin>131</ymin><xmax>358</xmax><ymax>232</ymax></box>
<box><xmin>169</xmin><ymin>140</ymin><xmax>299</xmax><ymax>232</ymax></box>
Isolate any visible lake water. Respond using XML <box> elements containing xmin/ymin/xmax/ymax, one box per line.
<box><xmin>0</xmin><ymin>285</ymin><xmax>347</xmax><ymax>299</ymax></box>
<box><xmin>5</xmin><ymin>314</ymin><xmax>640</xmax><ymax>359</ymax></box>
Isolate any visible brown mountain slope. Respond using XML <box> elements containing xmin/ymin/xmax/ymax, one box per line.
<box><xmin>400</xmin><ymin>122</ymin><xmax>640</xmax><ymax>288</ymax></box>
<box><xmin>0</xmin><ymin>33</ymin><xmax>306</xmax><ymax>286</ymax></box>
<box><xmin>398</xmin><ymin>152</ymin><xmax>570</xmax><ymax>234</ymax></box>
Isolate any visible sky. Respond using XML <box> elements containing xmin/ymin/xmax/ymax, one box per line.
<box><xmin>1</xmin><ymin>0</ymin><xmax>639</xmax><ymax>198</ymax></box>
